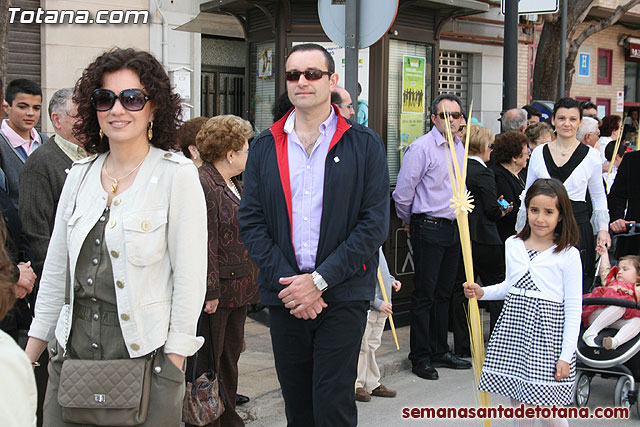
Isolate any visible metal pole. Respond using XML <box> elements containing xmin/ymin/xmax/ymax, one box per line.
<box><xmin>558</xmin><ymin>0</ymin><xmax>567</xmax><ymax>98</ymax></box>
<box><xmin>503</xmin><ymin>0</ymin><xmax>518</xmax><ymax>110</ymax></box>
<box><xmin>345</xmin><ymin>0</ymin><xmax>359</xmax><ymax>120</ymax></box>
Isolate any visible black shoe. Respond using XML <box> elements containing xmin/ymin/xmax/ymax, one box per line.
<box><xmin>432</xmin><ymin>352</ymin><xmax>472</xmax><ymax>370</ymax></box>
<box><xmin>455</xmin><ymin>350</ymin><xmax>471</xmax><ymax>358</ymax></box>
<box><xmin>411</xmin><ymin>362</ymin><xmax>439</xmax><ymax>380</ymax></box>
<box><xmin>236</xmin><ymin>394</ymin><xmax>250</xmax><ymax>405</ymax></box>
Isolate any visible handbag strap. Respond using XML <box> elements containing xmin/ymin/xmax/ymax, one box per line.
<box><xmin>189</xmin><ymin>312</ymin><xmax>218</xmax><ymax>383</ymax></box>
<box><xmin>62</xmin><ymin>159</ymin><xmax>96</xmax><ymax>353</ymax></box>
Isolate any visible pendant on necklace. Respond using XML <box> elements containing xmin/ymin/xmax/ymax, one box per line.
<box><xmin>111</xmin><ymin>180</ymin><xmax>118</xmax><ymax>193</ymax></box>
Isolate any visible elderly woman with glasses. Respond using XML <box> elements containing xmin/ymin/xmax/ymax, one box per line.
<box><xmin>186</xmin><ymin>115</ymin><xmax>258</xmax><ymax>427</ymax></box>
<box><xmin>24</xmin><ymin>48</ymin><xmax>207</xmax><ymax>426</ymax></box>
<box><xmin>452</xmin><ymin>124</ymin><xmax>510</xmax><ymax>357</ymax></box>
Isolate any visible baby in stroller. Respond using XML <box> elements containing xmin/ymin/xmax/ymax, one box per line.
<box><xmin>582</xmin><ymin>244</ymin><xmax>640</xmax><ymax>350</ymax></box>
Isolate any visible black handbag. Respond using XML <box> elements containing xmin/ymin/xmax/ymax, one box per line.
<box><xmin>182</xmin><ymin>313</ymin><xmax>226</xmax><ymax>425</ymax></box>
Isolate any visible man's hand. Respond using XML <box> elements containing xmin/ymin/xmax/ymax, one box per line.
<box><xmin>16</xmin><ymin>262</ymin><xmax>36</xmax><ymax>293</ymax></box>
<box><xmin>12</xmin><ymin>284</ymin><xmax>27</xmax><ymax>299</ymax></box>
<box><xmin>391</xmin><ymin>280</ymin><xmax>402</xmax><ymax>292</ymax></box>
<box><xmin>204</xmin><ymin>299</ymin><xmax>219</xmax><ymax>314</ymax></box>
<box><xmin>610</xmin><ymin>219</ymin><xmax>634</xmax><ymax>234</ymax></box>
<box><xmin>279</xmin><ymin>274</ymin><xmax>324</xmax><ymax>318</ymax></box>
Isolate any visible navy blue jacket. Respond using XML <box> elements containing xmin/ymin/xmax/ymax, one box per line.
<box><xmin>239</xmin><ymin>106</ymin><xmax>390</xmax><ymax>306</ymax></box>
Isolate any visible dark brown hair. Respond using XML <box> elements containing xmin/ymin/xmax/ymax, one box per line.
<box><xmin>177</xmin><ymin>117</ymin><xmax>208</xmax><ymax>158</ymax></box>
<box><xmin>493</xmin><ymin>130</ymin><xmax>529</xmax><ymax>164</ymax></box>
<box><xmin>196</xmin><ymin>115</ymin><xmax>253</xmax><ymax>164</ymax></box>
<box><xmin>0</xmin><ymin>217</ymin><xmax>17</xmax><ymax>321</ymax></box>
<box><xmin>73</xmin><ymin>48</ymin><xmax>182</xmax><ymax>153</ymax></box>
<box><xmin>619</xmin><ymin>255</ymin><xmax>640</xmax><ymax>285</ymax></box>
<box><xmin>515</xmin><ymin>178</ymin><xmax>579</xmax><ymax>253</ymax></box>
<box><xmin>599</xmin><ymin>115</ymin><xmax>621</xmax><ymax>137</ymax></box>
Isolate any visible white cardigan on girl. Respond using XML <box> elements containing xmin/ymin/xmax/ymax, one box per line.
<box><xmin>481</xmin><ymin>236</ymin><xmax>583</xmax><ymax>362</ymax></box>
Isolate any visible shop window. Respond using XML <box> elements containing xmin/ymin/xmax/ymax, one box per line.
<box><xmin>250</xmin><ymin>41</ymin><xmax>276</xmax><ymax>133</ymax></box>
<box><xmin>387</xmin><ymin>40</ymin><xmax>433</xmax><ymax>186</ymax></box>
<box><xmin>597</xmin><ymin>49</ymin><xmax>612</xmax><ymax>85</ymax></box>
<box><xmin>625</xmin><ymin>61</ymin><xmax>640</xmax><ymax>103</ymax></box>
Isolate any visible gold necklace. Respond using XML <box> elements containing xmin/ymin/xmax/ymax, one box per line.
<box><xmin>558</xmin><ymin>140</ymin><xmax>577</xmax><ymax>156</ymax></box>
<box><xmin>103</xmin><ymin>149</ymin><xmax>148</xmax><ymax>193</ymax></box>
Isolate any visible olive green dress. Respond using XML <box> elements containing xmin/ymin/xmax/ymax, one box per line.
<box><xmin>43</xmin><ymin>208</ymin><xmax>186</xmax><ymax>426</ymax></box>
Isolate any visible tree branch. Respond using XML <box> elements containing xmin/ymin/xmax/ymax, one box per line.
<box><xmin>570</xmin><ymin>0</ymin><xmax>640</xmax><ymax>51</ymax></box>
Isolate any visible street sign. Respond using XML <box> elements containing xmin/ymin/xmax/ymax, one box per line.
<box><xmin>501</xmin><ymin>0</ymin><xmax>559</xmax><ymax>15</ymax></box>
<box><xmin>318</xmin><ymin>0</ymin><xmax>398</xmax><ymax>49</ymax></box>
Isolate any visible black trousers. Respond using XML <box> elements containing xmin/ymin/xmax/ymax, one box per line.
<box><xmin>451</xmin><ymin>241</ymin><xmax>505</xmax><ymax>356</ymax></box>
<box><xmin>409</xmin><ymin>215</ymin><xmax>460</xmax><ymax>365</ymax></box>
<box><xmin>269</xmin><ymin>301</ymin><xmax>368</xmax><ymax>427</ymax></box>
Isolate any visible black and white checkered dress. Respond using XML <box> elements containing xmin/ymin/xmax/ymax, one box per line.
<box><xmin>478</xmin><ymin>250</ymin><xmax>576</xmax><ymax>406</ymax></box>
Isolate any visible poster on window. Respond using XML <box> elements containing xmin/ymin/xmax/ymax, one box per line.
<box><xmin>399</xmin><ymin>114</ymin><xmax>424</xmax><ymax>162</ymax></box>
<box><xmin>258</xmin><ymin>48</ymin><xmax>273</xmax><ymax>78</ymax></box>
<box><xmin>292</xmin><ymin>42</ymin><xmax>370</xmax><ymax>126</ymax></box>
<box><xmin>402</xmin><ymin>56</ymin><xmax>426</xmax><ymax>114</ymax></box>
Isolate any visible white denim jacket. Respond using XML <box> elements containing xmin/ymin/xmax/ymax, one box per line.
<box><xmin>28</xmin><ymin>146</ymin><xmax>207</xmax><ymax>358</ymax></box>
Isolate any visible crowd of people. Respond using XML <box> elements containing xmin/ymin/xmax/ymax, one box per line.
<box><xmin>0</xmin><ymin>42</ymin><xmax>639</xmax><ymax>427</ymax></box>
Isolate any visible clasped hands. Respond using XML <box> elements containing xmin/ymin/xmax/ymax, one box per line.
<box><xmin>14</xmin><ymin>261</ymin><xmax>36</xmax><ymax>299</ymax></box>
<box><xmin>279</xmin><ymin>274</ymin><xmax>326</xmax><ymax>320</ymax></box>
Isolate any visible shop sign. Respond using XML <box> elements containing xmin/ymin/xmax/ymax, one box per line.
<box><xmin>630</xmin><ymin>43</ymin><xmax>640</xmax><ymax>59</ymax></box>
<box><xmin>578</xmin><ymin>53</ymin><xmax>590</xmax><ymax>77</ymax></box>
<box><xmin>617</xmin><ymin>91</ymin><xmax>624</xmax><ymax>113</ymax></box>
<box><xmin>501</xmin><ymin>0</ymin><xmax>558</xmax><ymax>14</ymax></box>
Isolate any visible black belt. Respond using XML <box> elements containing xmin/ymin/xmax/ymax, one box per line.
<box><xmin>412</xmin><ymin>213</ymin><xmax>456</xmax><ymax>225</ymax></box>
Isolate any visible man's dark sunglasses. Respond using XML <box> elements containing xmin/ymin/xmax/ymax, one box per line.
<box><xmin>437</xmin><ymin>112</ymin><xmax>462</xmax><ymax>120</ymax></box>
<box><xmin>285</xmin><ymin>70</ymin><xmax>332</xmax><ymax>82</ymax></box>
<box><xmin>91</xmin><ymin>88</ymin><xmax>151</xmax><ymax>112</ymax></box>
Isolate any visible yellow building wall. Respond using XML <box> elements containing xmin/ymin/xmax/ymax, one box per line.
<box><xmin>40</xmin><ymin>0</ymin><xmax>150</xmax><ymax>134</ymax></box>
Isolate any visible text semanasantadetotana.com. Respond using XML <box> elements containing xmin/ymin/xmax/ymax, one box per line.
<box><xmin>402</xmin><ymin>404</ymin><xmax>629</xmax><ymax>420</ymax></box>
<box><xmin>8</xmin><ymin>7</ymin><xmax>149</xmax><ymax>25</ymax></box>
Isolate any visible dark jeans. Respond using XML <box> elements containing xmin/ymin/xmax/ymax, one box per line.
<box><xmin>451</xmin><ymin>241</ymin><xmax>505</xmax><ymax>356</ymax></box>
<box><xmin>269</xmin><ymin>301</ymin><xmax>368</xmax><ymax>427</ymax></box>
<box><xmin>409</xmin><ymin>215</ymin><xmax>460</xmax><ymax>365</ymax></box>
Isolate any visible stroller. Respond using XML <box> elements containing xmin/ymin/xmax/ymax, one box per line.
<box><xmin>574</xmin><ymin>224</ymin><xmax>640</xmax><ymax>415</ymax></box>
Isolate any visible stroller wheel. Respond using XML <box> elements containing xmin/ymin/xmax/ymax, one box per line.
<box><xmin>574</xmin><ymin>372</ymin><xmax>590</xmax><ymax>407</ymax></box>
<box><xmin>614</xmin><ymin>376</ymin><xmax>632</xmax><ymax>408</ymax></box>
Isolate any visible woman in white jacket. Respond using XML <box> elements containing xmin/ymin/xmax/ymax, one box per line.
<box><xmin>24</xmin><ymin>48</ymin><xmax>207</xmax><ymax>426</ymax></box>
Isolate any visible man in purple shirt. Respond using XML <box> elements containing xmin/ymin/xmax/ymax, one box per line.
<box><xmin>239</xmin><ymin>44</ymin><xmax>389</xmax><ymax>426</ymax></box>
<box><xmin>393</xmin><ymin>93</ymin><xmax>472</xmax><ymax>380</ymax></box>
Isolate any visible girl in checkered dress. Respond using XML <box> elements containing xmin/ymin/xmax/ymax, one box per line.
<box><xmin>464</xmin><ymin>179</ymin><xmax>582</xmax><ymax>416</ymax></box>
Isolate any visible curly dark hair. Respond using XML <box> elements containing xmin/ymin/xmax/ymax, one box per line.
<box><xmin>493</xmin><ymin>130</ymin><xmax>529</xmax><ymax>164</ymax></box>
<box><xmin>177</xmin><ymin>116</ymin><xmax>208</xmax><ymax>158</ymax></box>
<box><xmin>72</xmin><ymin>48</ymin><xmax>182</xmax><ymax>153</ymax></box>
<box><xmin>599</xmin><ymin>115</ymin><xmax>621</xmax><ymax>138</ymax></box>
<box><xmin>196</xmin><ymin>115</ymin><xmax>253</xmax><ymax>164</ymax></box>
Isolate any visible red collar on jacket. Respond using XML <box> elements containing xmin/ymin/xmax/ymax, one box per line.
<box><xmin>269</xmin><ymin>104</ymin><xmax>352</xmax><ymax>238</ymax></box>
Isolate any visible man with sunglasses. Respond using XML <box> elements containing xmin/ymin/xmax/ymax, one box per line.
<box><xmin>393</xmin><ymin>93</ymin><xmax>472</xmax><ymax>381</ymax></box>
<box><xmin>331</xmin><ymin>86</ymin><xmax>355</xmax><ymax>119</ymax></box>
<box><xmin>239</xmin><ymin>43</ymin><xmax>389</xmax><ymax>427</ymax></box>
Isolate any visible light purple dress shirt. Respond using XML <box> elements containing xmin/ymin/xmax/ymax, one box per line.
<box><xmin>392</xmin><ymin>126</ymin><xmax>465</xmax><ymax>222</ymax></box>
<box><xmin>284</xmin><ymin>108</ymin><xmax>338</xmax><ymax>272</ymax></box>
